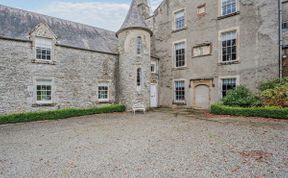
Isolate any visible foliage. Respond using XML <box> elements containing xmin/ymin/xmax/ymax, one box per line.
<box><xmin>260</xmin><ymin>83</ymin><xmax>288</xmax><ymax>107</ymax></box>
<box><xmin>0</xmin><ymin>104</ymin><xmax>126</xmax><ymax>124</ymax></box>
<box><xmin>222</xmin><ymin>85</ymin><xmax>261</xmax><ymax>107</ymax></box>
<box><xmin>211</xmin><ymin>104</ymin><xmax>288</xmax><ymax>119</ymax></box>
<box><xmin>259</xmin><ymin>77</ymin><xmax>288</xmax><ymax>91</ymax></box>
<box><xmin>258</xmin><ymin>78</ymin><xmax>288</xmax><ymax>107</ymax></box>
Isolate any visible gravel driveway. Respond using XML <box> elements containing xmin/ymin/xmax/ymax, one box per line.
<box><xmin>0</xmin><ymin>109</ymin><xmax>288</xmax><ymax>178</ymax></box>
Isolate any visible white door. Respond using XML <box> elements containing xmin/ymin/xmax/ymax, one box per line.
<box><xmin>150</xmin><ymin>84</ymin><xmax>158</xmax><ymax>107</ymax></box>
<box><xmin>195</xmin><ymin>85</ymin><xmax>210</xmax><ymax>109</ymax></box>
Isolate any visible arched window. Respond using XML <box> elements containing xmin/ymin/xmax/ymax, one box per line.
<box><xmin>137</xmin><ymin>68</ymin><xmax>141</xmax><ymax>87</ymax></box>
<box><xmin>136</xmin><ymin>36</ymin><xmax>142</xmax><ymax>55</ymax></box>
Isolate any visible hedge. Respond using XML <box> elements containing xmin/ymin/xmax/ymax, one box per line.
<box><xmin>0</xmin><ymin>104</ymin><xmax>126</xmax><ymax>124</ymax></box>
<box><xmin>211</xmin><ymin>104</ymin><xmax>288</xmax><ymax>119</ymax></box>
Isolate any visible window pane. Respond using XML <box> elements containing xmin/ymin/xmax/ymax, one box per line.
<box><xmin>222</xmin><ymin>78</ymin><xmax>236</xmax><ymax>97</ymax></box>
<box><xmin>221</xmin><ymin>31</ymin><xmax>237</xmax><ymax>62</ymax></box>
<box><xmin>222</xmin><ymin>0</ymin><xmax>237</xmax><ymax>16</ymax></box>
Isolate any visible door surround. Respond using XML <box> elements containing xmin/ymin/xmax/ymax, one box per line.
<box><xmin>191</xmin><ymin>79</ymin><xmax>213</xmax><ymax>109</ymax></box>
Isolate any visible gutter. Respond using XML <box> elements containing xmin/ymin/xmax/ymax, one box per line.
<box><xmin>279</xmin><ymin>0</ymin><xmax>283</xmax><ymax>79</ymax></box>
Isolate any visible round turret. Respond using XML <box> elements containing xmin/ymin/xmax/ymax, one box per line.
<box><xmin>116</xmin><ymin>0</ymin><xmax>152</xmax><ymax>110</ymax></box>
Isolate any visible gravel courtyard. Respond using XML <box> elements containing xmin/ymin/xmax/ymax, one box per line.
<box><xmin>0</xmin><ymin>109</ymin><xmax>288</xmax><ymax>178</ymax></box>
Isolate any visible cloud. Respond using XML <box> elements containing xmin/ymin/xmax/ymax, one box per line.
<box><xmin>36</xmin><ymin>0</ymin><xmax>163</xmax><ymax>31</ymax></box>
<box><xmin>37</xmin><ymin>1</ymin><xmax>130</xmax><ymax>31</ymax></box>
<box><xmin>150</xmin><ymin>0</ymin><xmax>163</xmax><ymax>10</ymax></box>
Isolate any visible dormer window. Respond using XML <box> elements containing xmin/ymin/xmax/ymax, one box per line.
<box><xmin>136</xmin><ymin>36</ymin><xmax>142</xmax><ymax>55</ymax></box>
<box><xmin>35</xmin><ymin>37</ymin><xmax>52</xmax><ymax>60</ymax></box>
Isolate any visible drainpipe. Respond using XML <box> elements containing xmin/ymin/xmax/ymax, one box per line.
<box><xmin>279</xmin><ymin>0</ymin><xmax>283</xmax><ymax>79</ymax></box>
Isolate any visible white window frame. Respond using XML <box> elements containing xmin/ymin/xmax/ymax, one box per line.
<box><xmin>34</xmin><ymin>78</ymin><xmax>54</xmax><ymax>104</ymax></box>
<box><xmin>173</xmin><ymin>39</ymin><xmax>187</xmax><ymax>68</ymax></box>
<box><xmin>218</xmin><ymin>27</ymin><xmax>239</xmax><ymax>63</ymax></box>
<box><xmin>173</xmin><ymin>79</ymin><xmax>186</xmax><ymax>103</ymax></box>
<box><xmin>219</xmin><ymin>76</ymin><xmax>240</xmax><ymax>98</ymax></box>
<box><xmin>173</xmin><ymin>9</ymin><xmax>186</xmax><ymax>30</ymax></box>
<box><xmin>35</xmin><ymin>37</ymin><xmax>52</xmax><ymax>61</ymax></box>
<box><xmin>98</xmin><ymin>82</ymin><xmax>110</xmax><ymax>102</ymax></box>
<box><xmin>220</xmin><ymin>0</ymin><xmax>238</xmax><ymax>17</ymax></box>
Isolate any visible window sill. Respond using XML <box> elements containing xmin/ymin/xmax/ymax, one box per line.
<box><xmin>172</xmin><ymin>101</ymin><xmax>186</xmax><ymax>105</ymax></box>
<box><xmin>172</xmin><ymin>67</ymin><xmax>188</xmax><ymax>71</ymax></box>
<box><xmin>217</xmin><ymin>11</ymin><xmax>240</xmax><ymax>20</ymax></box>
<box><xmin>32</xmin><ymin>103</ymin><xmax>56</xmax><ymax>107</ymax></box>
<box><xmin>97</xmin><ymin>100</ymin><xmax>112</xmax><ymax>104</ymax></box>
<box><xmin>172</xmin><ymin>27</ymin><xmax>187</xmax><ymax>33</ymax></box>
<box><xmin>192</xmin><ymin>54</ymin><xmax>212</xmax><ymax>58</ymax></box>
<box><xmin>218</xmin><ymin>60</ymin><xmax>240</xmax><ymax>65</ymax></box>
<box><xmin>32</xmin><ymin>59</ymin><xmax>56</xmax><ymax>65</ymax></box>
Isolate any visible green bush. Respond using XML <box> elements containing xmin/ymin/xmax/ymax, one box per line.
<box><xmin>258</xmin><ymin>78</ymin><xmax>288</xmax><ymax>107</ymax></box>
<box><xmin>259</xmin><ymin>77</ymin><xmax>288</xmax><ymax>91</ymax></box>
<box><xmin>222</xmin><ymin>85</ymin><xmax>261</xmax><ymax>107</ymax></box>
<box><xmin>211</xmin><ymin>104</ymin><xmax>288</xmax><ymax>119</ymax></box>
<box><xmin>0</xmin><ymin>104</ymin><xmax>126</xmax><ymax>124</ymax></box>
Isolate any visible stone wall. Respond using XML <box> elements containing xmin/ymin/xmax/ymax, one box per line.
<box><xmin>117</xmin><ymin>29</ymin><xmax>151</xmax><ymax>110</ymax></box>
<box><xmin>0</xmin><ymin>38</ymin><xmax>118</xmax><ymax>114</ymax></box>
<box><xmin>151</xmin><ymin>0</ymin><xmax>279</xmax><ymax>107</ymax></box>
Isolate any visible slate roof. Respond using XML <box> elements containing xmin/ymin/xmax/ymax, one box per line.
<box><xmin>0</xmin><ymin>5</ymin><xmax>118</xmax><ymax>54</ymax></box>
<box><xmin>117</xmin><ymin>0</ymin><xmax>152</xmax><ymax>36</ymax></box>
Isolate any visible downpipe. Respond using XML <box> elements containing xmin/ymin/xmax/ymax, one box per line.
<box><xmin>279</xmin><ymin>0</ymin><xmax>283</xmax><ymax>79</ymax></box>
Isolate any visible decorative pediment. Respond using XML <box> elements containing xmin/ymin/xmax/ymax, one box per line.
<box><xmin>29</xmin><ymin>23</ymin><xmax>57</xmax><ymax>40</ymax></box>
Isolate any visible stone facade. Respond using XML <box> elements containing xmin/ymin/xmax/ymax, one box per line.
<box><xmin>0</xmin><ymin>38</ymin><xmax>118</xmax><ymax>114</ymax></box>
<box><xmin>0</xmin><ymin>0</ymin><xmax>285</xmax><ymax>114</ymax></box>
<box><xmin>150</xmin><ymin>0</ymin><xmax>280</xmax><ymax>108</ymax></box>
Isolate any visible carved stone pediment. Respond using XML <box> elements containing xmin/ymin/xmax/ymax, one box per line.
<box><xmin>29</xmin><ymin>23</ymin><xmax>57</xmax><ymax>40</ymax></box>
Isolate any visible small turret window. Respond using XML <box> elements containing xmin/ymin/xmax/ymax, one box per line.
<box><xmin>136</xmin><ymin>36</ymin><xmax>142</xmax><ymax>55</ymax></box>
<box><xmin>137</xmin><ymin>68</ymin><xmax>142</xmax><ymax>87</ymax></box>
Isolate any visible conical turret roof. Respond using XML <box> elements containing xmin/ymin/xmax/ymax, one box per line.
<box><xmin>116</xmin><ymin>0</ymin><xmax>152</xmax><ymax>37</ymax></box>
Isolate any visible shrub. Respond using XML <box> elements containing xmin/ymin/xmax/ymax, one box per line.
<box><xmin>259</xmin><ymin>77</ymin><xmax>288</xmax><ymax>91</ymax></box>
<box><xmin>0</xmin><ymin>104</ymin><xmax>126</xmax><ymax>124</ymax></box>
<box><xmin>258</xmin><ymin>78</ymin><xmax>288</xmax><ymax>107</ymax></box>
<box><xmin>260</xmin><ymin>83</ymin><xmax>288</xmax><ymax>107</ymax></box>
<box><xmin>222</xmin><ymin>85</ymin><xmax>261</xmax><ymax>107</ymax></box>
<box><xmin>211</xmin><ymin>104</ymin><xmax>288</xmax><ymax>119</ymax></box>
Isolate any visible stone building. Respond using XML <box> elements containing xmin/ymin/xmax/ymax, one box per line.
<box><xmin>0</xmin><ymin>0</ymin><xmax>285</xmax><ymax>114</ymax></box>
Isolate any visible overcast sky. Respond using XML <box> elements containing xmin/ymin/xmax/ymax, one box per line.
<box><xmin>0</xmin><ymin>0</ymin><xmax>162</xmax><ymax>31</ymax></box>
